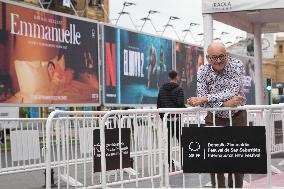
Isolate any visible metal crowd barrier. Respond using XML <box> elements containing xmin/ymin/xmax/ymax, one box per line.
<box><xmin>0</xmin><ymin>112</ymin><xmax>107</xmax><ymax>187</ymax></box>
<box><xmin>1</xmin><ymin>105</ymin><xmax>284</xmax><ymax>188</ymax></box>
<box><xmin>0</xmin><ymin>118</ymin><xmax>47</xmax><ymax>175</ymax></box>
<box><xmin>44</xmin><ymin>105</ymin><xmax>284</xmax><ymax>188</ymax></box>
<box><xmin>160</xmin><ymin>105</ymin><xmax>284</xmax><ymax>188</ymax></box>
<box><xmin>45</xmin><ymin>110</ymin><xmax>164</xmax><ymax>189</ymax></box>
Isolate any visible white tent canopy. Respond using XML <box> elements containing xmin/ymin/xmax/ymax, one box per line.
<box><xmin>202</xmin><ymin>0</ymin><xmax>284</xmax><ymax>105</ymax></box>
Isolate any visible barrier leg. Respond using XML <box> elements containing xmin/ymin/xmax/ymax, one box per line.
<box><xmin>43</xmin><ymin>169</ymin><xmax>57</xmax><ymax>188</ymax></box>
<box><xmin>271</xmin><ymin>165</ymin><xmax>282</xmax><ymax>174</ymax></box>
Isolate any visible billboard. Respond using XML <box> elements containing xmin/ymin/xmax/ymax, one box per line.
<box><xmin>230</xmin><ymin>54</ymin><xmax>256</xmax><ymax>105</ymax></box>
<box><xmin>104</xmin><ymin>25</ymin><xmax>173</xmax><ymax>105</ymax></box>
<box><xmin>175</xmin><ymin>43</ymin><xmax>255</xmax><ymax>105</ymax></box>
<box><xmin>175</xmin><ymin>42</ymin><xmax>204</xmax><ymax>101</ymax></box>
<box><xmin>0</xmin><ymin>1</ymin><xmax>99</xmax><ymax>105</ymax></box>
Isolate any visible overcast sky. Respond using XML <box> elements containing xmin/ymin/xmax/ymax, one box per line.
<box><xmin>108</xmin><ymin>0</ymin><xmax>247</xmax><ymax>46</ymax></box>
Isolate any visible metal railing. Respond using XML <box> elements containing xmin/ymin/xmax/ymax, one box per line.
<box><xmin>2</xmin><ymin>105</ymin><xmax>284</xmax><ymax>188</ymax></box>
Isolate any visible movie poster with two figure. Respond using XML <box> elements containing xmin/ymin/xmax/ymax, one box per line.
<box><xmin>230</xmin><ymin>53</ymin><xmax>256</xmax><ymax>105</ymax></box>
<box><xmin>175</xmin><ymin>42</ymin><xmax>255</xmax><ymax>105</ymax></box>
<box><xmin>0</xmin><ymin>1</ymin><xmax>99</xmax><ymax>105</ymax></box>
<box><xmin>175</xmin><ymin>42</ymin><xmax>204</xmax><ymax>102</ymax></box>
<box><xmin>104</xmin><ymin>25</ymin><xmax>172</xmax><ymax>105</ymax></box>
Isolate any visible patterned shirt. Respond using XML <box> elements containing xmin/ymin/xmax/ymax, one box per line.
<box><xmin>197</xmin><ymin>56</ymin><xmax>246</xmax><ymax>118</ymax></box>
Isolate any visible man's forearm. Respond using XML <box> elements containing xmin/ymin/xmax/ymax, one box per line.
<box><xmin>200</xmin><ymin>96</ymin><xmax>208</xmax><ymax>104</ymax></box>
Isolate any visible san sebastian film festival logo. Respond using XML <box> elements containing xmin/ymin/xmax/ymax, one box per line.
<box><xmin>188</xmin><ymin>141</ymin><xmax>202</xmax><ymax>158</ymax></box>
<box><xmin>211</xmin><ymin>0</ymin><xmax>232</xmax><ymax>11</ymax></box>
<box><xmin>189</xmin><ymin>142</ymin><xmax>200</xmax><ymax>152</ymax></box>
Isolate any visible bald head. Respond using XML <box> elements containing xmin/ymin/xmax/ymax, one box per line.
<box><xmin>207</xmin><ymin>41</ymin><xmax>227</xmax><ymax>55</ymax></box>
<box><xmin>206</xmin><ymin>41</ymin><xmax>228</xmax><ymax>73</ymax></box>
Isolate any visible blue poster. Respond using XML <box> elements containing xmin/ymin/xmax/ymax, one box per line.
<box><xmin>104</xmin><ymin>26</ymin><xmax>172</xmax><ymax>105</ymax></box>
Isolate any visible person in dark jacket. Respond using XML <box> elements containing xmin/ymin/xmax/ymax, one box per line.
<box><xmin>157</xmin><ymin>70</ymin><xmax>185</xmax><ymax>170</ymax></box>
<box><xmin>157</xmin><ymin>70</ymin><xmax>185</xmax><ymax>110</ymax></box>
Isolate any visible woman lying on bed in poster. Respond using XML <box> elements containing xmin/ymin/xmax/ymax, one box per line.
<box><xmin>46</xmin><ymin>59</ymin><xmax>96</xmax><ymax>98</ymax></box>
<box><xmin>47</xmin><ymin>61</ymin><xmax>73</xmax><ymax>89</ymax></box>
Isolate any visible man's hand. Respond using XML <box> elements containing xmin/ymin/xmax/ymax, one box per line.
<box><xmin>223</xmin><ymin>96</ymin><xmax>245</xmax><ymax>107</ymax></box>
<box><xmin>187</xmin><ymin>96</ymin><xmax>208</xmax><ymax>107</ymax></box>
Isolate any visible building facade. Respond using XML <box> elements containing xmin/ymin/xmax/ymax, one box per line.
<box><xmin>263</xmin><ymin>36</ymin><xmax>284</xmax><ymax>84</ymax></box>
<box><xmin>19</xmin><ymin>0</ymin><xmax>109</xmax><ymax>23</ymax></box>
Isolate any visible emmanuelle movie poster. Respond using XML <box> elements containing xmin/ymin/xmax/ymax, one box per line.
<box><xmin>0</xmin><ymin>2</ymin><xmax>99</xmax><ymax>105</ymax></box>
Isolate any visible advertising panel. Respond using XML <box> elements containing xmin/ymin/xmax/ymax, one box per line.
<box><xmin>175</xmin><ymin>44</ymin><xmax>255</xmax><ymax>105</ymax></box>
<box><xmin>175</xmin><ymin>42</ymin><xmax>204</xmax><ymax>101</ymax></box>
<box><xmin>0</xmin><ymin>1</ymin><xmax>99</xmax><ymax>105</ymax></box>
<box><xmin>104</xmin><ymin>26</ymin><xmax>172</xmax><ymax>105</ymax></box>
<box><xmin>230</xmin><ymin>54</ymin><xmax>256</xmax><ymax>105</ymax></box>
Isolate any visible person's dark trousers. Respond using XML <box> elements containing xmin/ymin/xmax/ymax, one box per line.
<box><xmin>167</xmin><ymin>118</ymin><xmax>181</xmax><ymax>167</ymax></box>
<box><xmin>205</xmin><ymin>110</ymin><xmax>247</xmax><ymax>188</ymax></box>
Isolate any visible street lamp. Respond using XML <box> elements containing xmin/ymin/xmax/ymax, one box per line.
<box><xmin>196</xmin><ymin>33</ymin><xmax>204</xmax><ymax>45</ymax></box>
<box><xmin>115</xmin><ymin>1</ymin><xmax>136</xmax><ymax>25</ymax></box>
<box><xmin>161</xmin><ymin>23</ymin><xmax>180</xmax><ymax>40</ymax></box>
<box><xmin>225</xmin><ymin>41</ymin><xmax>233</xmax><ymax>47</ymax></box>
<box><xmin>217</xmin><ymin>31</ymin><xmax>230</xmax><ymax>41</ymax></box>
<box><xmin>161</xmin><ymin>16</ymin><xmax>180</xmax><ymax>38</ymax></box>
<box><xmin>182</xmin><ymin>22</ymin><xmax>199</xmax><ymax>42</ymax></box>
<box><xmin>117</xmin><ymin>11</ymin><xmax>138</xmax><ymax>30</ymax></box>
<box><xmin>123</xmin><ymin>2</ymin><xmax>136</xmax><ymax>6</ymax></box>
<box><xmin>140</xmin><ymin>10</ymin><xmax>160</xmax><ymax>33</ymax></box>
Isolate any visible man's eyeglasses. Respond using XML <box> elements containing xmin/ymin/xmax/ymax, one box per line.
<box><xmin>208</xmin><ymin>54</ymin><xmax>227</xmax><ymax>62</ymax></box>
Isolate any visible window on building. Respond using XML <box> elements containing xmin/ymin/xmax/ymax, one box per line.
<box><xmin>279</xmin><ymin>45</ymin><xmax>283</xmax><ymax>53</ymax></box>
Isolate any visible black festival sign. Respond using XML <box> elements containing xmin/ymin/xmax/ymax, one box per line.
<box><xmin>182</xmin><ymin>126</ymin><xmax>267</xmax><ymax>174</ymax></box>
<box><xmin>93</xmin><ymin>128</ymin><xmax>131</xmax><ymax>172</ymax></box>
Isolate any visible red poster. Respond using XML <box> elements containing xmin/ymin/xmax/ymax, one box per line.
<box><xmin>0</xmin><ymin>1</ymin><xmax>99</xmax><ymax>105</ymax></box>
